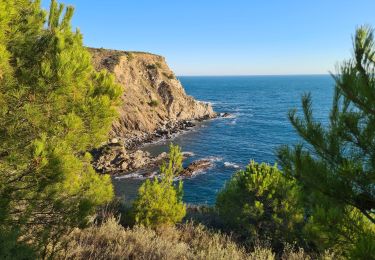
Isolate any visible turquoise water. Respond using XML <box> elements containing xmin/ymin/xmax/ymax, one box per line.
<box><xmin>113</xmin><ymin>75</ymin><xmax>334</xmax><ymax>205</ymax></box>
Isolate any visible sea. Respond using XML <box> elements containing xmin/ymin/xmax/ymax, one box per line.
<box><xmin>113</xmin><ymin>75</ymin><xmax>334</xmax><ymax>205</ymax></box>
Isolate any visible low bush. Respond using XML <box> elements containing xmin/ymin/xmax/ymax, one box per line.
<box><xmin>163</xmin><ymin>72</ymin><xmax>175</xmax><ymax>79</ymax></box>
<box><xmin>148</xmin><ymin>99</ymin><xmax>159</xmax><ymax>107</ymax></box>
<box><xmin>59</xmin><ymin>218</ymin><xmax>335</xmax><ymax>260</ymax></box>
<box><xmin>146</xmin><ymin>64</ymin><xmax>157</xmax><ymax>70</ymax></box>
<box><xmin>59</xmin><ymin>218</ymin><xmax>250</xmax><ymax>259</ymax></box>
<box><xmin>125</xmin><ymin>52</ymin><xmax>134</xmax><ymax>61</ymax></box>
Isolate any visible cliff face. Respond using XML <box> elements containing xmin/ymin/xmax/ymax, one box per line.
<box><xmin>90</xmin><ymin>48</ymin><xmax>215</xmax><ymax>148</ymax></box>
<box><xmin>89</xmin><ymin>48</ymin><xmax>216</xmax><ymax>174</ymax></box>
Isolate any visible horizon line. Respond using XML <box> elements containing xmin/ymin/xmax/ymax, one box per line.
<box><xmin>176</xmin><ymin>73</ymin><xmax>331</xmax><ymax>77</ymax></box>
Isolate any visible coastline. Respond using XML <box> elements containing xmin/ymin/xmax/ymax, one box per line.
<box><xmin>92</xmin><ymin>114</ymin><xmax>224</xmax><ymax>179</ymax></box>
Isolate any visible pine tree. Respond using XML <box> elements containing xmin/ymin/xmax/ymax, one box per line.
<box><xmin>277</xmin><ymin>26</ymin><xmax>375</xmax><ymax>257</ymax></box>
<box><xmin>216</xmin><ymin>161</ymin><xmax>304</xmax><ymax>249</ymax></box>
<box><xmin>0</xmin><ymin>0</ymin><xmax>121</xmax><ymax>256</ymax></box>
<box><xmin>132</xmin><ymin>144</ymin><xmax>186</xmax><ymax>227</ymax></box>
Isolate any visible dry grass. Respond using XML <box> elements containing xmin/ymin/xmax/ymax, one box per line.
<box><xmin>57</xmin><ymin>218</ymin><xmax>335</xmax><ymax>260</ymax></box>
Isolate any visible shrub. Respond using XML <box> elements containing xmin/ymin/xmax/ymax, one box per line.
<box><xmin>146</xmin><ymin>64</ymin><xmax>157</xmax><ymax>70</ymax></box>
<box><xmin>132</xmin><ymin>144</ymin><xmax>186</xmax><ymax>227</ymax></box>
<box><xmin>216</xmin><ymin>161</ymin><xmax>304</xmax><ymax>249</ymax></box>
<box><xmin>148</xmin><ymin>99</ymin><xmax>159</xmax><ymax>107</ymax></box>
<box><xmin>59</xmin><ymin>218</ymin><xmax>334</xmax><ymax>260</ymax></box>
<box><xmin>102</xmin><ymin>52</ymin><xmax>122</xmax><ymax>70</ymax></box>
<box><xmin>163</xmin><ymin>72</ymin><xmax>175</xmax><ymax>79</ymax></box>
<box><xmin>59</xmin><ymin>218</ymin><xmax>249</xmax><ymax>260</ymax></box>
<box><xmin>125</xmin><ymin>52</ymin><xmax>134</xmax><ymax>61</ymax></box>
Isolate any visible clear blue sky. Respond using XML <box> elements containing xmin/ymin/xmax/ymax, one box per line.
<box><xmin>42</xmin><ymin>0</ymin><xmax>375</xmax><ymax>76</ymax></box>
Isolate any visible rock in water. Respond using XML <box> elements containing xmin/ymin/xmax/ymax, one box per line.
<box><xmin>180</xmin><ymin>159</ymin><xmax>213</xmax><ymax>177</ymax></box>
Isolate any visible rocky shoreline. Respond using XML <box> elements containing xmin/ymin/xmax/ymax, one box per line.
<box><xmin>92</xmin><ymin>119</ymin><xmax>204</xmax><ymax>176</ymax></box>
<box><xmin>122</xmin><ymin>117</ymin><xmax>206</xmax><ymax>150</ymax></box>
<box><xmin>92</xmin><ymin>114</ymin><xmax>232</xmax><ymax>179</ymax></box>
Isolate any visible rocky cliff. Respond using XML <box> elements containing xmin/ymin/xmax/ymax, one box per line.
<box><xmin>89</xmin><ymin>48</ymin><xmax>216</xmax><ymax>174</ymax></box>
<box><xmin>90</xmin><ymin>48</ymin><xmax>215</xmax><ymax>149</ymax></box>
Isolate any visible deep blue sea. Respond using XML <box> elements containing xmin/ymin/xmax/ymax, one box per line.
<box><xmin>113</xmin><ymin>75</ymin><xmax>334</xmax><ymax>205</ymax></box>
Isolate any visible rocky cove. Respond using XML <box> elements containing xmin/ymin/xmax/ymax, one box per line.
<box><xmin>89</xmin><ymin>48</ymin><xmax>222</xmax><ymax>178</ymax></box>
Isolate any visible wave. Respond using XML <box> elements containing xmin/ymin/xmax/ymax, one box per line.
<box><xmin>205</xmin><ymin>156</ymin><xmax>223</xmax><ymax>162</ymax></box>
<box><xmin>224</xmin><ymin>162</ymin><xmax>240</xmax><ymax>169</ymax></box>
<box><xmin>218</xmin><ymin>113</ymin><xmax>237</xmax><ymax>119</ymax></box>
<box><xmin>204</xmin><ymin>101</ymin><xmax>215</xmax><ymax>106</ymax></box>
<box><xmin>174</xmin><ymin>169</ymin><xmax>209</xmax><ymax>180</ymax></box>
<box><xmin>115</xmin><ymin>173</ymin><xmax>142</xmax><ymax>179</ymax></box>
<box><xmin>198</xmin><ymin>100</ymin><xmax>217</xmax><ymax>106</ymax></box>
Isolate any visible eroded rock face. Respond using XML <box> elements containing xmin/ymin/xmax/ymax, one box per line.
<box><xmin>89</xmin><ymin>48</ymin><xmax>216</xmax><ymax>175</ymax></box>
<box><xmin>90</xmin><ymin>48</ymin><xmax>216</xmax><ymax>148</ymax></box>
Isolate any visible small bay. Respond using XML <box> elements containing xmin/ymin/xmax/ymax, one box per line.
<box><xmin>113</xmin><ymin>75</ymin><xmax>334</xmax><ymax>204</ymax></box>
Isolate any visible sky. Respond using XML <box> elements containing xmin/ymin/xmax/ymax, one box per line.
<box><xmin>42</xmin><ymin>0</ymin><xmax>375</xmax><ymax>76</ymax></box>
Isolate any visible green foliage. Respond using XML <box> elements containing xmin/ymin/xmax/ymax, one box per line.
<box><xmin>302</xmin><ymin>196</ymin><xmax>375</xmax><ymax>258</ymax></box>
<box><xmin>148</xmin><ymin>99</ymin><xmax>159</xmax><ymax>107</ymax></box>
<box><xmin>132</xmin><ymin>144</ymin><xmax>186</xmax><ymax>227</ymax></box>
<box><xmin>0</xmin><ymin>0</ymin><xmax>121</xmax><ymax>256</ymax></box>
<box><xmin>277</xmin><ymin>26</ymin><xmax>375</xmax><ymax>258</ymax></box>
<box><xmin>216</xmin><ymin>161</ymin><xmax>304</xmax><ymax>249</ymax></box>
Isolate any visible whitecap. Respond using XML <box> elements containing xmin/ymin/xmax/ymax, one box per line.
<box><xmin>224</xmin><ymin>162</ymin><xmax>240</xmax><ymax>169</ymax></box>
<box><xmin>205</xmin><ymin>156</ymin><xmax>223</xmax><ymax>162</ymax></box>
<box><xmin>115</xmin><ymin>173</ymin><xmax>142</xmax><ymax>179</ymax></box>
<box><xmin>198</xmin><ymin>100</ymin><xmax>216</xmax><ymax>106</ymax></box>
<box><xmin>174</xmin><ymin>169</ymin><xmax>209</xmax><ymax>180</ymax></box>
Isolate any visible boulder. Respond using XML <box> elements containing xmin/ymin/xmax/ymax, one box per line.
<box><xmin>180</xmin><ymin>159</ymin><xmax>213</xmax><ymax>177</ymax></box>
